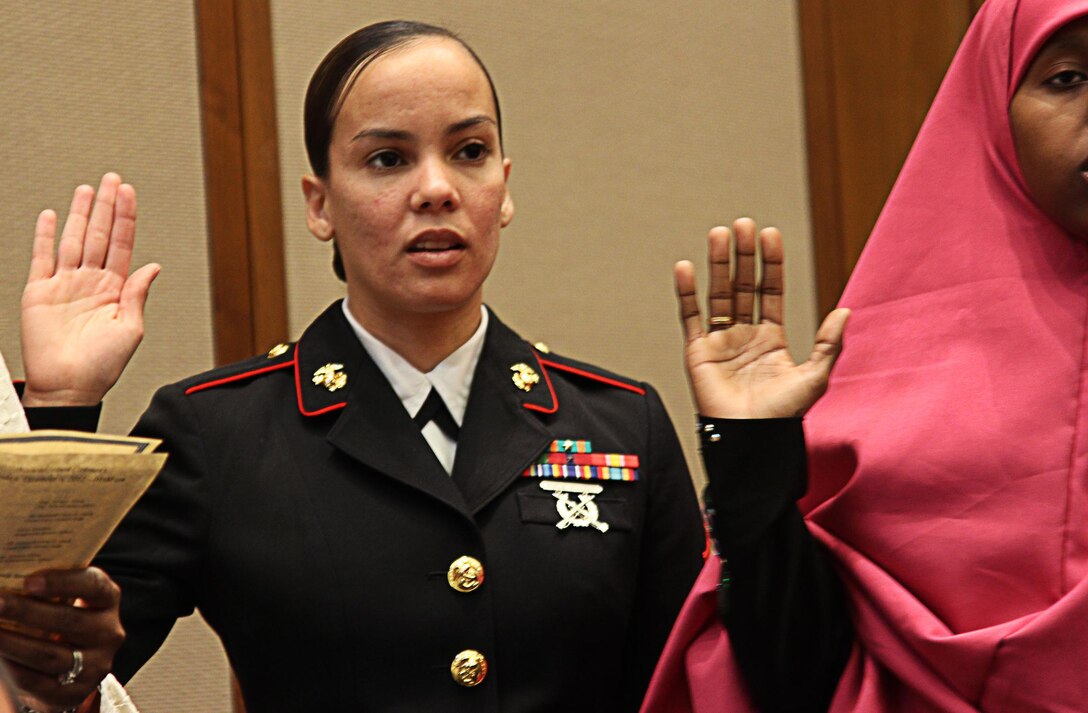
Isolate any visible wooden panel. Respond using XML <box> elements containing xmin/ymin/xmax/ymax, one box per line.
<box><xmin>800</xmin><ymin>0</ymin><xmax>977</xmax><ymax>315</ymax></box>
<box><xmin>196</xmin><ymin>0</ymin><xmax>252</xmax><ymax>364</ymax></box>
<box><xmin>195</xmin><ymin>0</ymin><xmax>287</xmax><ymax>367</ymax></box>
<box><xmin>799</xmin><ymin>0</ymin><xmax>846</xmax><ymax>318</ymax></box>
<box><xmin>235</xmin><ymin>0</ymin><xmax>288</xmax><ymax>353</ymax></box>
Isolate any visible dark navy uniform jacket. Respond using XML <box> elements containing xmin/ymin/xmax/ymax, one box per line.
<box><xmin>94</xmin><ymin>302</ymin><xmax>704</xmax><ymax>712</ymax></box>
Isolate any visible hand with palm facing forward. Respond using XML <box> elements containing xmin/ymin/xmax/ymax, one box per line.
<box><xmin>675</xmin><ymin>218</ymin><xmax>850</xmax><ymax>420</ymax></box>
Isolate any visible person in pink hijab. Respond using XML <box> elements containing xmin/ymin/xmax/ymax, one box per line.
<box><xmin>644</xmin><ymin>0</ymin><xmax>1088</xmax><ymax>711</ymax></box>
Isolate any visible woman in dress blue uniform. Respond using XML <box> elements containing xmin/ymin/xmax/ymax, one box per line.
<box><xmin>2</xmin><ymin>20</ymin><xmax>704</xmax><ymax>713</ymax></box>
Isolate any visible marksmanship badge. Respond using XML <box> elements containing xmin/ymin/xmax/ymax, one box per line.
<box><xmin>539</xmin><ymin>480</ymin><xmax>609</xmax><ymax>533</ymax></box>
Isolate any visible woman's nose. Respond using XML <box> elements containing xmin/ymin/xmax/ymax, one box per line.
<box><xmin>411</xmin><ymin>158</ymin><xmax>460</xmax><ymax>212</ymax></box>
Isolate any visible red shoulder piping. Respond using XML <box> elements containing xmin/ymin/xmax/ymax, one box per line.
<box><xmin>184</xmin><ymin>361</ymin><xmax>294</xmax><ymax>395</ymax></box>
<box><xmin>537</xmin><ymin>359</ymin><xmax>646</xmax><ymax>396</ymax></box>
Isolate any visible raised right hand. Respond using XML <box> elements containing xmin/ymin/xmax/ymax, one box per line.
<box><xmin>675</xmin><ymin>218</ymin><xmax>849</xmax><ymax>419</ymax></box>
<box><xmin>20</xmin><ymin>174</ymin><xmax>160</xmax><ymax>407</ymax></box>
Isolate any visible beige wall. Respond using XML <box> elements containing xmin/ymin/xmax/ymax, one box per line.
<box><xmin>271</xmin><ymin>0</ymin><xmax>818</xmax><ymax>486</ymax></box>
<box><xmin>0</xmin><ymin>4</ymin><xmax>230</xmax><ymax>712</ymax></box>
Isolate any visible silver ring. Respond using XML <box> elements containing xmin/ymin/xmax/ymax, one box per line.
<box><xmin>57</xmin><ymin>649</ymin><xmax>83</xmax><ymax>686</ymax></box>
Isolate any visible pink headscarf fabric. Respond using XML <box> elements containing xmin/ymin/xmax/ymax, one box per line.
<box><xmin>642</xmin><ymin>0</ymin><xmax>1088</xmax><ymax>710</ymax></box>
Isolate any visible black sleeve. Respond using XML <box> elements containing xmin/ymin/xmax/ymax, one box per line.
<box><xmin>23</xmin><ymin>404</ymin><xmax>102</xmax><ymax>432</ymax></box>
<box><xmin>700</xmin><ymin>417</ymin><xmax>852</xmax><ymax>713</ymax></box>
<box><xmin>92</xmin><ymin>384</ymin><xmax>214</xmax><ymax>681</ymax></box>
<box><xmin>14</xmin><ymin>382</ymin><xmax>102</xmax><ymax>432</ymax></box>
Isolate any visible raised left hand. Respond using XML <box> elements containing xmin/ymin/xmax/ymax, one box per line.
<box><xmin>0</xmin><ymin>567</ymin><xmax>123</xmax><ymax>712</ymax></box>
<box><xmin>21</xmin><ymin>173</ymin><xmax>160</xmax><ymax>407</ymax></box>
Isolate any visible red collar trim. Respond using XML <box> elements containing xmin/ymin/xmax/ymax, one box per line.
<box><xmin>523</xmin><ymin>350</ymin><xmax>558</xmax><ymax>414</ymax></box>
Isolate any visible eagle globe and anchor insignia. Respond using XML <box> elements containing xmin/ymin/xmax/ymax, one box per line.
<box><xmin>312</xmin><ymin>363</ymin><xmax>348</xmax><ymax>392</ymax></box>
<box><xmin>509</xmin><ymin>363</ymin><xmax>539</xmax><ymax>392</ymax></box>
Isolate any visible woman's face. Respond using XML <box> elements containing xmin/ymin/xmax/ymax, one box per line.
<box><xmin>1010</xmin><ymin>15</ymin><xmax>1088</xmax><ymax>241</ymax></box>
<box><xmin>303</xmin><ymin>37</ymin><xmax>513</xmax><ymax>321</ymax></box>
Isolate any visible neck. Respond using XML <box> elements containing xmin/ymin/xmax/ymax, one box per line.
<box><xmin>345</xmin><ymin>296</ymin><xmax>483</xmax><ymax>372</ymax></box>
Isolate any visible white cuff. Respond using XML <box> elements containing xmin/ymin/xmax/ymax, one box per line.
<box><xmin>98</xmin><ymin>675</ymin><xmax>139</xmax><ymax>713</ymax></box>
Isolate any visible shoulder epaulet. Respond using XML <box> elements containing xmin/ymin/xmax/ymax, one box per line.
<box><xmin>183</xmin><ymin>342</ymin><xmax>297</xmax><ymax>396</ymax></box>
<box><xmin>531</xmin><ymin>346</ymin><xmax>646</xmax><ymax>396</ymax></box>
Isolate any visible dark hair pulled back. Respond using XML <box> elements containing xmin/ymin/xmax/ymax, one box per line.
<box><xmin>303</xmin><ymin>20</ymin><xmax>503</xmax><ymax>280</ymax></box>
<box><xmin>304</xmin><ymin>20</ymin><xmax>503</xmax><ymax>178</ymax></box>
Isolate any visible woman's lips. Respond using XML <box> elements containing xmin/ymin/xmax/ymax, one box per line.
<box><xmin>406</xmin><ymin>229</ymin><xmax>466</xmax><ymax>267</ymax></box>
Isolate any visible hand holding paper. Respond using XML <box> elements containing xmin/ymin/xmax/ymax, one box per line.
<box><xmin>0</xmin><ymin>417</ymin><xmax>161</xmax><ymax>712</ymax></box>
<box><xmin>0</xmin><ymin>567</ymin><xmax>123</xmax><ymax>713</ymax></box>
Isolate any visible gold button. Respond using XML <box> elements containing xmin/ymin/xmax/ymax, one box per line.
<box><xmin>450</xmin><ymin>649</ymin><xmax>487</xmax><ymax>687</ymax></box>
<box><xmin>533</xmin><ymin>341</ymin><xmax>551</xmax><ymax>354</ymax></box>
<box><xmin>447</xmin><ymin>556</ymin><xmax>484</xmax><ymax>593</ymax></box>
<box><xmin>267</xmin><ymin>343</ymin><xmax>289</xmax><ymax>358</ymax></box>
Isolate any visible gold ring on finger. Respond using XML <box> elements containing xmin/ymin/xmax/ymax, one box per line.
<box><xmin>708</xmin><ymin>316</ymin><xmax>734</xmax><ymax>331</ymax></box>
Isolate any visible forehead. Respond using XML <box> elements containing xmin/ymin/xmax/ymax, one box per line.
<box><xmin>336</xmin><ymin>37</ymin><xmax>496</xmax><ymax>127</ymax></box>
<box><xmin>1033</xmin><ymin>15</ymin><xmax>1088</xmax><ymax>60</ymax></box>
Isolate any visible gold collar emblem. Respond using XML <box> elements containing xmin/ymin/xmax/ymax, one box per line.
<box><xmin>510</xmin><ymin>363</ymin><xmax>539</xmax><ymax>392</ymax></box>
<box><xmin>312</xmin><ymin>363</ymin><xmax>347</xmax><ymax>392</ymax></box>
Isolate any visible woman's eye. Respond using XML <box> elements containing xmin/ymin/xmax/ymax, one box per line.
<box><xmin>456</xmin><ymin>142</ymin><xmax>489</xmax><ymax>161</ymax></box>
<box><xmin>1046</xmin><ymin>69</ymin><xmax>1088</xmax><ymax>87</ymax></box>
<box><xmin>367</xmin><ymin>150</ymin><xmax>403</xmax><ymax>169</ymax></box>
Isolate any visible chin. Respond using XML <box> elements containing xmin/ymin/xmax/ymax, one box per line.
<box><xmin>403</xmin><ymin>288</ymin><xmax>484</xmax><ymax>316</ymax></box>
<box><xmin>1053</xmin><ymin>211</ymin><xmax>1088</xmax><ymax>243</ymax></box>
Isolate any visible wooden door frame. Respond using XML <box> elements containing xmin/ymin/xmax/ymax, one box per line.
<box><xmin>195</xmin><ymin>0</ymin><xmax>287</xmax><ymax>368</ymax></box>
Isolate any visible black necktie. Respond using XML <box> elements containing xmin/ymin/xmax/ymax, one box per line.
<box><xmin>413</xmin><ymin>387</ymin><xmax>459</xmax><ymax>440</ymax></box>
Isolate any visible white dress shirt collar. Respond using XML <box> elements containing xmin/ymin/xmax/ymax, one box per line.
<box><xmin>341</xmin><ymin>300</ymin><xmax>488</xmax><ymax>474</ymax></box>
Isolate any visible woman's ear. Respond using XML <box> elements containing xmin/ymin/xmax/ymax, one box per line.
<box><xmin>500</xmin><ymin>158</ymin><xmax>515</xmax><ymax>227</ymax></box>
<box><xmin>302</xmin><ymin>175</ymin><xmax>335</xmax><ymax>241</ymax></box>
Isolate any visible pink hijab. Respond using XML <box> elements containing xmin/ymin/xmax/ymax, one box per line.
<box><xmin>643</xmin><ymin>0</ymin><xmax>1088</xmax><ymax>710</ymax></box>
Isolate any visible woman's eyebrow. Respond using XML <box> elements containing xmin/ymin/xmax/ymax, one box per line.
<box><xmin>351</xmin><ymin>128</ymin><xmax>411</xmax><ymax>143</ymax></box>
<box><xmin>349</xmin><ymin>116</ymin><xmax>495</xmax><ymax>144</ymax></box>
<box><xmin>1039</xmin><ymin>31</ymin><xmax>1088</xmax><ymax>56</ymax></box>
<box><xmin>447</xmin><ymin>115</ymin><xmax>497</xmax><ymax>134</ymax></box>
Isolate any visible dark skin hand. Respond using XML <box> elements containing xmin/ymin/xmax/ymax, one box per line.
<box><xmin>676</xmin><ymin>218</ymin><xmax>855</xmax><ymax>713</ymax></box>
<box><xmin>0</xmin><ymin>568</ymin><xmax>121</xmax><ymax>712</ymax></box>
<box><xmin>675</xmin><ymin>217</ymin><xmax>850</xmax><ymax>419</ymax></box>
